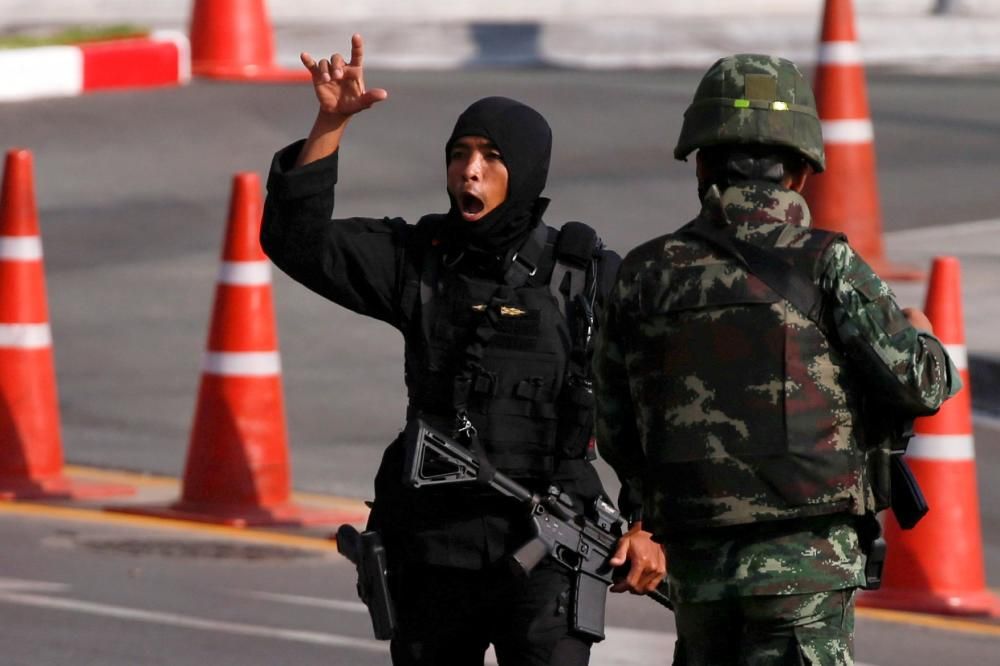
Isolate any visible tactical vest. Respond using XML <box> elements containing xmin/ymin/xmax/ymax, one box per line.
<box><xmin>402</xmin><ymin>217</ymin><xmax>604</xmax><ymax>480</ymax></box>
<box><xmin>633</xmin><ymin>223</ymin><xmax>868</xmax><ymax>533</ymax></box>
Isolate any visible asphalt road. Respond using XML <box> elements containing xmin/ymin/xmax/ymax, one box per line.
<box><xmin>1</xmin><ymin>67</ymin><xmax>999</xmax><ymax>664</ymax></box>
<box><xmin>1</xmin><ymin>418</ymin><xmax>998</xmax><ymax>666</ymax></box>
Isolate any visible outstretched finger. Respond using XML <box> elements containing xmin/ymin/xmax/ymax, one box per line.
<box><xmin>331</xmin><ymin>53</ymin><xmax>346</xmax><ymax>79</ymax></box>
<box><xmin>359</xmin><ymin>88</ymin><xmax>389</xmax><ymax>110</ymax></box>
<box><xmin>316</xmin><ymin>58</ymin><xmax>332</xmax><ymax>82</ymax></box>
<box><xmin>350</xmin><ymin>33</ymin><xmax>365</xmax><ymax>67</ymax></box>
<box><xmin>301</xmin><ymin>52</ymin><xmax>328</xmax><ymax>82</ymax></box>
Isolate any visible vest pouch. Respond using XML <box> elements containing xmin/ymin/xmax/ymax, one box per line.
<box><xmin>556</xmin><ymin>377</ymin><xmax>595</xmax><ymax>460</ymax></box>
<box><xmin>478</xmin><ymin>409</ymin><xmax>559</xmax><ymax>479</ymax></box>
<box><xmin>408</xmin><ymin>255</ymin><xmax>573</xmax><ymax>483</ymax></box>
<box><xmin>472</xmin><ymin>347</ymin><xmax>562</xmax><ymax>480</ymax></box>
<box><xmin>634</xmin><ymin>263</ymin><xmax>787</xmax><ymax>465</ymax></box>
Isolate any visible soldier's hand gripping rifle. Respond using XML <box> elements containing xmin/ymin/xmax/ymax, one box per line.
<box><xmin>402</xmin><ymin>418</ymin><xmax>672</xmax><ymax>642</ymax></box>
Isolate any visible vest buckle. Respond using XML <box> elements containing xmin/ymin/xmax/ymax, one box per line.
<box><xmin>510</xmin><ymin>251</ymin><xmax>538</xmax><ymax>277</ymax></box>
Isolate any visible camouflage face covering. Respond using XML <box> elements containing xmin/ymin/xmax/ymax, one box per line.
<box><xmin>674</xmin><ymin>54</ymin><xmax>826</xmax><ymax>172</ymax></box>
<box><xmin>707</xmin><ymin>182</ymin><xmax>810</xmax><ymax>229</ymax></box>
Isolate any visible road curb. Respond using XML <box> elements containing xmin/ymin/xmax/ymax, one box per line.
<box><xmin>271</xmin><ymin>17</ymin><xmax>1000</xmax><ymax>73</ymax></box>
<box><xmin>0</xmin><ymin>30</ymin><xmax>190</xmax><ymax>102</ymax></box>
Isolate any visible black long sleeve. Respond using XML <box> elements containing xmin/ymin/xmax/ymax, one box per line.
<box><xmin>261</xmin><ymin>140</ymin><xmax>412</xmax><ymax>329</ymax></box>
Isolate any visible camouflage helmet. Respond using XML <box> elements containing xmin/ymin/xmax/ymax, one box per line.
<box><xmin>674</xmin><ymin>54</ymin><xmax>825</xmax><ymax>173</ymax></box>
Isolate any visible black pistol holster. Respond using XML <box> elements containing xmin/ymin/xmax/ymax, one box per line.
<box><xmin>859</xmin><ymin>513</ymin><xmax>887</xmax><ymax>590</ymax></box>
<box><xmin>336</xmin><ymin>524</ymin><xmax>397</xmax><ymax>640</ymax></box>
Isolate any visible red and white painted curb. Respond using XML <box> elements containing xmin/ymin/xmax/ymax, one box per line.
<box><xmin>0</xmin><ymin>30</ymin><xmax>190</xmax><ymax>102</ymax></box>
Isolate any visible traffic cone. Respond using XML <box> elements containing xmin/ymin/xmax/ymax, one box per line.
<box><xmin>803</xmin><ymin>0</ymin><xmax>922</xmax><ymax>280</ymax></box>
<box><xmin>109</xmin><ymin>173</ymin><xmax>363</xmax><ymax>526</ymax></box>
<box><xmin>859</xmin><ymin>257</ymin><xmax>1000</xmax><ymax>616</ymax></box>
<box><xmin>189</xmin><ymin>0</ymin><xmax>310</xmax><ymax>82</ymax></box>
<box><xmin>0</xmin><ymin>149</ymin><xmax>133</xmax><ymax>499</ymax></box>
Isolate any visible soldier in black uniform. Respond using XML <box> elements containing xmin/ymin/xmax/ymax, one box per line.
<box><xmin>260</xmin><ymin>35</ymin><xmax>665</xmax><ymax>666</ymax></box>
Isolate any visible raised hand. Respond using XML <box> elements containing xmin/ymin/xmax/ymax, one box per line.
<box><xmin>300</xmin><ymin>33</ymin><xmax>388</xmax><ymax>118</ymax></box>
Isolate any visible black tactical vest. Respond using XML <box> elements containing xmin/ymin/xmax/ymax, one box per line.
<box><xmin>401</xmin><ymin>217</ymin><xmax>603</xmax><ymax>480</ymax></box>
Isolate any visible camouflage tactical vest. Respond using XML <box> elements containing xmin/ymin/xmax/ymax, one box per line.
<box><xmin>624</xmin><ymin>185</ymin><xmax>868</xmax><ymax>533</ymax></box>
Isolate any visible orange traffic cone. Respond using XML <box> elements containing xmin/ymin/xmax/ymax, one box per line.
<box><xmin>189</xmin><ymin>0</ymin><xmax>310</xmax><ymax>82</ymax></box>
<box><xmin>860</xmin><ymin>257</ymin><xmax>1000</xmax><ymax>616</ymax></box>
<box><xmin>803</xmin><ymin>0</ymin><xmax>921</xmax><ymax>280</ymax></box>
<box><xmin>0</xmin><ymin>149</ymin><xmax>133</xmax><ymax>499</ymax></box>
<box><xmin>110</xmin><ymin>173</ymin><xmax>362</xmax><ymax>526</ymax></box>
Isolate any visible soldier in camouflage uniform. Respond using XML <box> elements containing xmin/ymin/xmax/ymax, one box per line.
<box><xmin>593</xmin><ymin>54</ymin><xmax>961</xmax><ymax>665</ymax></box>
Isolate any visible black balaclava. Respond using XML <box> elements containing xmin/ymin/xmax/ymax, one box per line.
<box><xmin>444</xmin><ymin>96</ymin><xmax>552</xmax><ymax>258</ymax></box>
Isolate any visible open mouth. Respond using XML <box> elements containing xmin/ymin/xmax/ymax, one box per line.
<box><xmin>459</xmin><ymin>192</ymin><xmax>485</xmax><ymax>220</ymax></box>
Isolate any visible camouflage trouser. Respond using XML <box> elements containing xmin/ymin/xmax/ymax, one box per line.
<box><xmin>672</xmin><ymin>588</ymin><xmax>856</xmax><ymax>666</ymax></box>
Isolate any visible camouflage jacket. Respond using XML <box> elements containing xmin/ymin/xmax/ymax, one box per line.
<box><xmin>594</xmin><ymin>182</ymin><xmax>960</xmax><ymax>598</ymax></box>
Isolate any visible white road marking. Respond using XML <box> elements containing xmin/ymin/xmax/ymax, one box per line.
<box><xmin>486</xmin><ymin>626</ymin><xmax>677</xmax><ymax>665</ymax></box>
<box><xmin>0</xmin><ymin>577</ymin><xmax>69</xmax><ymax>593</ymax></box>
<box><xmin>235</xmin><ymin>589</ymin><xmax>368</xmax><ymax>613</ymax></box>
<box><xmin>592</xmin><ymin>626</ymin><xmax>677</xmax><ymax>665</ymax></box>
<box><xmin>0</xmin><ymin>585</ymin><xmax>387</xmax><ymax>653</ymax></box>
<box><xmin>0</xmin><ymin>580</ymin><xmax>878</xmax><ymax>663</ymax></box>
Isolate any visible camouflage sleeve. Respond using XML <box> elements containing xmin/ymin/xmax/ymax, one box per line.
<box><xmin>593</xmin><ymin>274</ymin><xmax>646</xmax><ymax>518</ymax></box>
<box><xmin>819</xmin><ymin>241</ymin><xmax>962</xmax><ymax>415</ymax></box>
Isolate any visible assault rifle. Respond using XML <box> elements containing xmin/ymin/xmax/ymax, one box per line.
<box><xmin>403</xmin><ymin>418</ymin><xmax>672</xmax><ymax>642</ymax></box>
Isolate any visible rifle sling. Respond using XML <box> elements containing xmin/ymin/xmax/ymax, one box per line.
<box><xmin>680</xmin><ymin>220</ymin><xmax>824</xmax><ymax>327</ymax></box>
